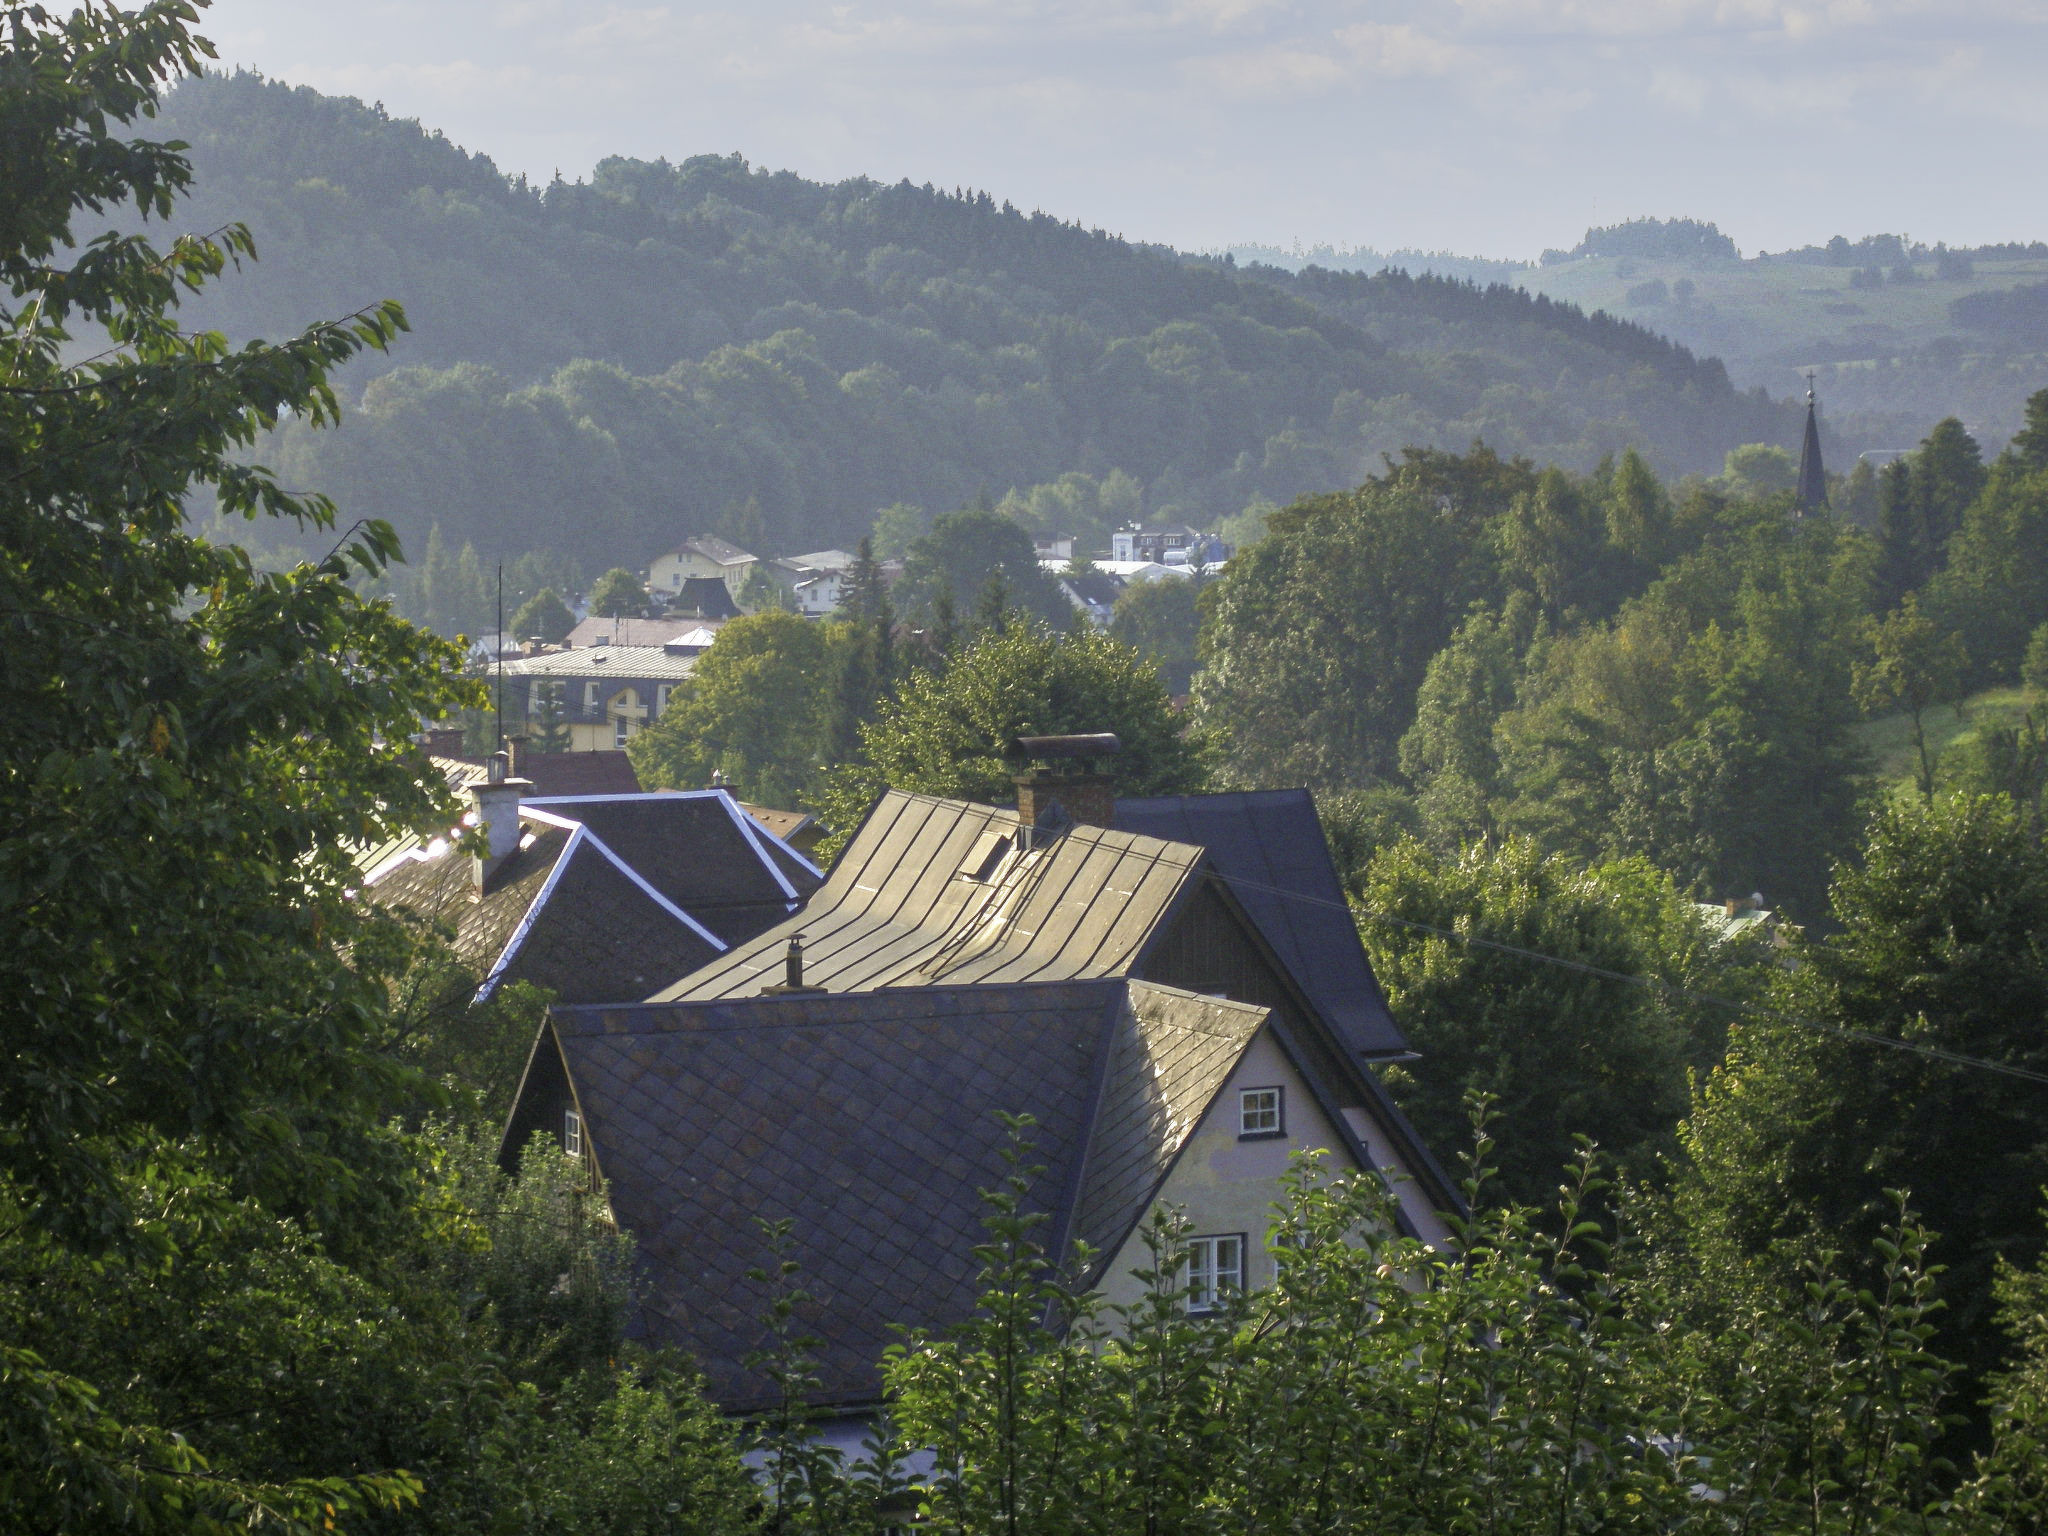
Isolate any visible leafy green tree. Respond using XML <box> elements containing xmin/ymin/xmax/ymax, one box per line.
<box><xmin>1603</xmin><ymin>445</ymin><xmax>1671</xmax><ymax>572</ymax></box>
<box><xmin>869</xmin><ymin>500</ymin><xmax>928</xmax><ymax>560</ymax></box>
<box><xmin>1108</xmin><ymin>574</ymin><xmax>1201</xmax><ymax>693</ymax></box>
<box><xmin>895</xmin><ymin>505</ymin><xmax>1065</xmax><ymax>628</ymax></box>
<box><xmin>628</xmin><ymin>609</ymin><xmax>838</xmax><ymax>804</ymax></box>
<box><xmin>1854</xmin><ymin>595</ymin><xmax>1970</xmax><ymax>800</ymax></box>
<box><xmin>1397</xmin><ymin>602</ymin><xmax>1527</xmax><ymax>846</ymax></box>
<box><xmin>1925</xmin><ymin>454</ymin><xmax>2048</xmax><ymax>683</ymax></box>
<box><xmin>2011</xmin><ymin>385</ymin><xmax>2048</xmax><ymax>472</ymax></box>
<box><xmin>1362</xmin><ymin>836</ymin><xmax>1741</xmax><ymax>1204</ymax></box>
<box><xmin>588</xmin><ymin>564</ymin><xmax>649</xmax><ymax>618</ymax></box>
<box><xmin>1722</xmin><ymin>442</ymin><xmax>1797</xmax><ymax>499</ymax></box>
<box><xmin>1878</xmin><ymin>417</ymin><xmax>1987</xmax><ymax>607</ymax></box>
<box><xmin>1497</xmin><ymin>465</ymin><xmax>1618</xmax><ymax>618</ymax></box>
<box><xmin>1679</xmin><ymin>791</ymin><xmax>2048</xmax><ymax>1392</ymax></box>
<box><xmin>529</xmin><ymin>679</ymin><xmax>572</xmax><ymax>753</ymax></box>
<box><xmin>1196</xmin><ymin>482</ymin><xmax>1489</xmax><ymax>788</ymax></box>
<box><xmin>814</xmin><ymin>622</ymin><xmax>1204</xmax><ymax>854</ymax></box>
<box><xmin>510</xmin><ymin>583</ymin><xmax>575</xmax><ymax>645</ymax></box>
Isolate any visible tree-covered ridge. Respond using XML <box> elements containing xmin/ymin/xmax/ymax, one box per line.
<box><xmin>152</xmin><ymin>70</ymin><xmax>1795</xmax><ymax>572</ymax></box>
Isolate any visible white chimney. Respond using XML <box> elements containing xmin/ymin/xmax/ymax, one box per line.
<box><xmin>469</xmin><ymin>750</ymin><xmax>533</xmax><ymax>893</ymax></box>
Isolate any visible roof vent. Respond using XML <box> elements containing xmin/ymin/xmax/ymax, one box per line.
<box><xmin>761</xmin><ymin>933</ymin><xmax>826</xmax><ymax>996</ymax></box>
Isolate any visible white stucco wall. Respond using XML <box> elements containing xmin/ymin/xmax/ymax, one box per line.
<box><xmin>1091</xmin><ymin>1027</ymin><xmax>1456</xmax><ymax>1316</ymax></box>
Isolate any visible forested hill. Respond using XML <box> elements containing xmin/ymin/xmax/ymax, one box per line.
<box><xmin>155</xmin><ymin>71</ymin><xmax>1796</xmax><ymax>569</ymax></box>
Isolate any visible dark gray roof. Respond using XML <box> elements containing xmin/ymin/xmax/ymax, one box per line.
<box><xmin>1112</xmin><ymin>790</ymin><xmax>1409</xmax><ymax>1060</ymax></box>
<box><xmin>649</xmin><ymin>792</ymin><xmax>1204</xmax><ymax>1001</ymax></box>
<box><xmin>526</xmin><ymin>791</ymin><xmax>821</xmax><ymax>943</ymax></box>
<box><xmin>547</xmin><ymin>979</ymin><xmax>1264</xmax><ymax>1409</ymax></box>
<box><xmin>366</xmin><ymin>816</ymin><xmax>723</xmax><ymax>1005</ymax></box>
<box><xmin>363</xmin><ymin>790</ymin><xmax>820</xmax><ymax>1005</ymax></box>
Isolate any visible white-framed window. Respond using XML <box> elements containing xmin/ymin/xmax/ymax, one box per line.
<box><xmin>655</xmin><ymin>683</ymin><xmax>672</xmax><ymax>715</ymax></box>
<box><xmin>613</xmin><ymin>715</ymin><xmax>630</xmax><ymax>747</ymax></box>
<box><xmin>1185</xmin><ymin>1234</ymin><xmax>1244</xmax><ymax>1313</ymax></box>
<box><xmin>1238</xmin><ymin>1085</ymin><xmax>1284</xmax><ymax>1139</ymax></box>
<box><xmin>583</xmin><ymin>681</ymin><xmax>599</xmax><ymax>711</ymax></box>
<box><xmin>563</xmin><ymin>1107</ymin><xmax>584</xmax><ymax>1159</ymax></box>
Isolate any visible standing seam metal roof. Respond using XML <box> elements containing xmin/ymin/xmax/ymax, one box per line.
<box><xmin>647</xmin><ymin>793</ymin><xmax>1206</xmax><ymax>1002</ymax></box>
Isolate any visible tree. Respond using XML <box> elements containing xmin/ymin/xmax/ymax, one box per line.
<box><xmin>529</xmin><ymin>679</ymin><xmax>572</xmax><ymax>753</ymax></box>
<box><xmin>2012</xmin><ymin>385</ymin><xmax>2048</xmax><ymax>472</ymax></box>
<box><xmin>587</xmin><ymin>565</ymin><xmax>648</xmax><ymax>618</ymax></box>
<box><xmin>510</xmin><ymin>584</ymin><xmax>574</xmax><ymax>645</ymax></box>
<box><xmin>1925</xmin><ymin>454</ymin><xmax>2048</xmax><ymax>683</ymax></box>
<box><xmin>1722</xmin><ymin>443</ymin><xmax>1797</xmax><ymax>499</ymax></box>
<box><xmin>1853</xmin><ymin>595</ymin><xmax>1970</xmax><ymax>801</ymax></box>
<box><xmin>894</xmin><ymin>505</ymin><xmax>1065</xmax><ymax>628</ymax></box>
<box><xmin>1196</xmin><ymin>482</ymin><xmax>1488</xmax><ymax>788</ymax></box>
<box><xmin>1878</xmin><ymin>418</ymin><xmax>1987</xmax><ymax>607</ymax></box>
<box><xmin>1108</xmin><ymin>574</ymin><xmax>1201</xmax><ymax>693</ymax></box>
<box><xmin>1680</xmin><ymin>791</ymin><xmax>2048</xmax><ymax>1393</ymax></box>
<box><xmin>627</xmin><ymin>610</ymin><xmax>838</xmax><ymax>805</ymax></box>
<box><xmin>1397</xmin><ymin>602</ymin><xmax>1526</xmax><ymax>847</ymax></box>
<box><xmin>869</xmin><ymin>500</ymin><xmax>928</xmax><ymax>560</ymax></box>
<box><xmin>1362</xmin><ymin>837</ymin><xmax>1742</xmax><ymax>1205</ymax></box>
<box><xmin>814</xmin><ymin>622</ymin><xmax>1205</xmax><ymax>854</ymax></box>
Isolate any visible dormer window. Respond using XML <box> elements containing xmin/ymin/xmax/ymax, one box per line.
<box><xmin>1238</xmin><ymin>1086</ymin><xmax>1283</xmax><ymax>1139</ymax></box>
<box><xmin>563</xmin><ymin>1107</ymin><xmax>584</xmax><ymax>1159</ymax></box>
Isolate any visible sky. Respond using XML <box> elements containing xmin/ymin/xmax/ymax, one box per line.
<box><xmin>194</xmin><ymin>0</ymin><xmax>2047</xmax><ymax>260</ymax></box>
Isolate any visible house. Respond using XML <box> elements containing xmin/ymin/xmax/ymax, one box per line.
<box><xmin>1111</xmin><ymin>523</ymin><xmax>1200</xmax><ymax>564</ymax></box>
<box><xmin>1048</xmin><ymin>558</ymin><xmax>1183</xmax><ymax>585</ymax></box>
<box><xmin>500</xmin><ymin>768</ymin><xmax>1458</xmax><ymax>1412</ymax></box>
<box><xmin>758</xmin><ymin>550</ymin><xmax>855</xmax><ymax>617</ymax></box>
<box><xmin>496</xmin><ymin>644</ymin><xmax>699</xmax><ymax>750</ymax></box>
<box><xmin>364</xmin><ymin>776</ymin><xmax>822</xmax><ymax>1007</ymax></box>
<box><xmin>1032</xmin><ymin>532</ymin><xmax>1075</xmax><ymax>561</ymax></box>
<box><xmin>565</xmin><ymin>615</ymin><xmax>730</xmax><ymax>650</ymax></box>
<box><xmin>739</xmin><ymin>803</ymin><xmax>825</xmax><ymax>856</ymax></box>
<box><xmin>1056</xmin><ymin>570</ymin><xmax>1125</xmax><ymax>628</ymax></box>
<box><xmin>649</xmin><ymin>536</ymin><xmax>758</xmax><ymax>603</ymax></box>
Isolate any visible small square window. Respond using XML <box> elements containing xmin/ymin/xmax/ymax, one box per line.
<box><xmin>1185</xmin><ymin>1234</ymin><xmax>1244</xmax><ymax>1313</ymax></box>
<box><xmin>563</xmin><ymin>1107</ymin><xmax>584</xmax><ymax>1159</ymax></box>
<box><xmin>1239</xmin><ymin>1086</ymin><xmax>1283</xmax><ymax>1139</ymax></box>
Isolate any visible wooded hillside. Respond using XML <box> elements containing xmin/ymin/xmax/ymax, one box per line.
<box><xmin>152</xmin><ymin>71</ymin><xmax>1797</xmax><ymax>571</ymax></box>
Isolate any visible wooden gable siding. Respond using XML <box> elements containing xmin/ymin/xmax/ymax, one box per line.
<box><xmin>1137</xmin><ymin>878</ymin><xmax>1314</xmax><ymax>1039</ymax></box>
<box><xmin>500</xmin><ymin>1026</ymin><xmax>579</xmax><ymax>1173</ymax></box>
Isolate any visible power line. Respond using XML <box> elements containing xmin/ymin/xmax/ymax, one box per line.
<box><xmin>1203</xmin><ymin>870</ymin><xmax>2048</xmax><ymax>1089</ymax></box>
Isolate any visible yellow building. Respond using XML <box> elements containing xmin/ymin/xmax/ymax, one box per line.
<box><xmin>496</xmin><ymin>643</ymin><xmax>699</xmax><ymax>751</ymax></box>
<box><xmin>646</xmin><ymin>535</ymin><xmax>756</xmax><ymax>603</ymax></box>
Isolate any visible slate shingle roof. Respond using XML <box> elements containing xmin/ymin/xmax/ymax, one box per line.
<box><xmin>1112</xmin><ymin>789</ymin><xmax>1409</xmax><ymax>1060</ymax></box>
<box><xmin>363</xmin><ymin>790</ymin><xmax>821</xmax><ymax>1005</ymax></box>
<box><xmin>650</xmin><ymin>792</ymin><xmax>1204</xmax><ymax>1001</ymax></box>
<box><xmin>528</xmin><ymin>792</ymin><xmax>819</xmax><ymax>941</ymax></box>
<box><xmin>549</xmin><ymin>979</ymin><xmax>1264</xmax><ymax>1409</ymax></box>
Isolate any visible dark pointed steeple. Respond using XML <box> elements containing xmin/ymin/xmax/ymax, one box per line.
<box><xmin>1795</xmin><ymin>372</ymin><xmax>1828</xmax><ymax>514</ymax></box>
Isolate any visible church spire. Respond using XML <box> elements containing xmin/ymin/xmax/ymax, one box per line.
<box><xmin>1795</xmin><ymin>372</ymin><xmax>1828</xmax><ymax>515</ymax></box>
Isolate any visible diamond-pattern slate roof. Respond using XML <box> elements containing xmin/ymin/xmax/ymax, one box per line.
<box><xmin>1112</xmin><ymin>789</ymin><xmax>1409</xmax><ymax>1060</ymax></box>
<box><xmin>549</xmin><ymin>979</ymin><xmax>1265</xmax><ymax>1409</ymax></box>
<box><xmin>650</xmin><ymin>792</ymin><xmax>1204</xmax><ymax>1002</ymax></box>
<box><xmin>363</xmin><ymin>790</ymin><xmax>819</xmax><ymax>1006</ymax></box>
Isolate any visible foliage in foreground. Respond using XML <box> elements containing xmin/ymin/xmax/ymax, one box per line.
<box><xmin>812</xmin><ymin>1129</ymin><xmax>2048</xmax><ymax>1536</ymax></box>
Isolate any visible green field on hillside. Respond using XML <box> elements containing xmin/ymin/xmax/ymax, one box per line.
<box><xmin>1519</xmin><ymin>255</ymin><xmax>2048</xmax><ymax>449</ymax></box>
<box><xmin>1854</xmin><ymin>684</ymin><xmax>2040</xmax><ymax>798</ymax></box>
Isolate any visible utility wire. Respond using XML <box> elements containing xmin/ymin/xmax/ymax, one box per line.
<box><xmin>1202</xmin><ymin>870</ymin><xmax>2048</xmax><ymax>1089</ymax></box>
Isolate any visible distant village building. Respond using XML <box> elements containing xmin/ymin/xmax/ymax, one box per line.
<box><xmin>1032</xmin><ymin>532</ymin><xmax>1075</xmax><ymax>561</ymax></box>
<box><xmin>764</xmin><ymin>549</ymin><xmax>858</xmax><ymax>616</ymax></box>
<box><xmin>1111</xmin><ymin>523</ymin><xmax>1227</xmax><ymax>567</ymax></box>
<box><xmin>649</xmin><ymin>535</ymin><xmax>757</xmax><ymax>603</ymax></box>
<box><xmin>500</xmin><ymin>770</ymin><xmax>1458</xmax><ymax>1415</ymax></box>
<box><xmin>497</xmin><ymin>642</ymin><xmax>699</xmax><ymax>750</ymax></box>
<box><xmin>1057</xmin><ymin>570</ymin><xmax>1124</xmax><ymax>627</ymax></box>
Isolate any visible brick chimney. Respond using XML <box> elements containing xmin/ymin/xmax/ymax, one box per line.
<box><xmin>469</xmin><ymin>750</ymin><xmax>534</xmax><ymax>893</ymax></box>
<box><xmin>421</xmin><ymin>726</ymin><xmax>467</xmax><ymax>758</ymax></box>
<box><xmin>506</xmin><ymin>734</ymin><xmax>528</xmax><ymax>779</ymax></box>
<box><xmin>1015</xmin><ymin>767</ymin><xmax>1115</xmax><ymax>830</ymax></box>
<box><xmin>1006</xmin><ymin>732</ymin><xmax>1122</xmax><ymax>831</ymax></box>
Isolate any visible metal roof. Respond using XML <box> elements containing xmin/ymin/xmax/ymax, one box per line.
<box><xmin>1112</xmin><ymin>789</ymin><xmax>1409</xmax><ymax>1060</ymax></box>
<box><xmin>498</xmin><ymin>645</ymin><xmax>700</xmax><ymax>681</ymax></box>
<box><xmin>648</xmin><ymin>792</ymin><xmax>1206</xmax><ymax>1002</ymax></box>
<box><xmin>546</xmin><ymin>978</ymin><xmax>1264</xmax><ymax>1409</ymax></box>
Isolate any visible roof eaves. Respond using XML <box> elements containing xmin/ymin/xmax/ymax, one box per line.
<box><xmin>476</xmin><ymin>824</ymin><xmax>586</xmax><ymax>1003</ymax></box>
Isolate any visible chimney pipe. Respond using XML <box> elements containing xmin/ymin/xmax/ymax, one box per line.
<box><xmin>761</xmin><ymin>932</ymin><xmax>824</xmax><ymax>994</ymax></box>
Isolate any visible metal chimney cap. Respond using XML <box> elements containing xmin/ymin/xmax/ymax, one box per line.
<box><xmin>1004</xmin><ymin>732</ymin><xmax>1122</xmax><ymax>760</ymax></box>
